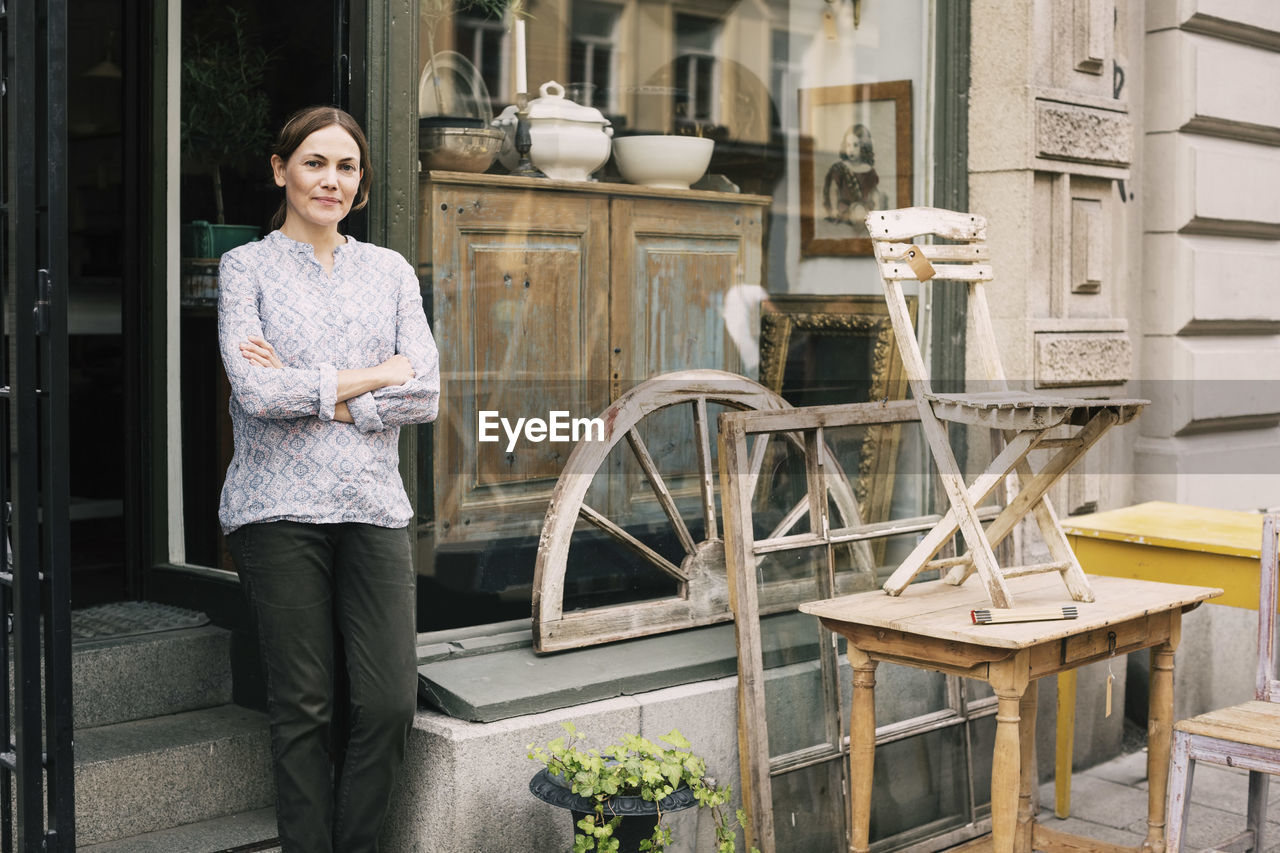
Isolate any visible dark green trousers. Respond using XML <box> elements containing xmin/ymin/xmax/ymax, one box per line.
<box><xmin>227</xmin><ymin>520</ymin><xmax>417</xmax><ymax>853</ymax></box>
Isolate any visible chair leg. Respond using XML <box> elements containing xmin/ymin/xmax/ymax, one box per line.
<box><xmin>1165</xmin><ymin>731</ymin><xmax>1195</xmax><ymax>853</ymax></box>
<box><xmin>970</xmin><ymin>410</ymin><xmax>1119</xmax><ymax>559</ymax></box>
<box><xmin>1018</xmin><ymin>474</ymin><xmax>1095</xmax><ymax>602</ymax></box>
<box><xmin>1246</xmin><ymin>770</ymin><xmax>1269</xmax><ymax>853</ymax></box>
<box><xmin>882</xmin><ymin>430</ymin><xmax>1042</xmax><ymax>595</ymax></box>
<box><xmin>917</xmin><ymin>407</ymin><xmax>1013</xmax><ymax>607</ymax></box>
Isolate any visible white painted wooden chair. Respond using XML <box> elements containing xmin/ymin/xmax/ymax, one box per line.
<box><xmin>1166</xmin><ymin>513</ymin><xmax>1280</xmax><ymax>853</ymax></box>
<box><xmin>867</xmin><ymin>207</ymin><xmax>1145</xmax><ymax>608</ymax></box>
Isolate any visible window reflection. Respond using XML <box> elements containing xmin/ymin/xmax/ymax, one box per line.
<box><xmin>455</xmin><ymin>7</ymin><xmax>507</xmax><ymax>104</ymax></box>
<box><xmin>569</xmin><ymin>0</ymin><xmax>620</xmax><ymax>113</ymax></box>
<box><xmin>770</xmin><ymin>27</ymin><xmax>794</xmax><ymax>138</ymax></box>
<box><xmin>673</xmin><ymin>12</ymin><xmax>720</xmax><ymax>128</ymax></box>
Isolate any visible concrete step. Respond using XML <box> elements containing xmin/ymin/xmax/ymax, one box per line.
<box><xmin>77</xmin><ymin>806</ymin><xmax>278</xmax><ymax>853</ymax></box>
<box><xmin>75</xmin><ymin>704</ymin><xmax>274</xmax><ymax>846</ymax></box>
<box><xmin>73</xmin><ymin>626</ymin><xmax>234</xmax><ymax>728</ymax></box>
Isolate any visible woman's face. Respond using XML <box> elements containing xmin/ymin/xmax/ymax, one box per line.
<box><xmin>271</xmin><ymin>123</ymin><xmax>363</xmax><ymax>232</ymax></box>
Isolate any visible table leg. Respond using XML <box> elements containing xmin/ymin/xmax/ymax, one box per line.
<box><xmin>990</xmin><ymin>652</ymin><xmax>1030</xmax><ymax>853</ymax></box>
<box><xmin>848</xmin><ymin>646</ymin><xmax>877</xmax><ymax>853</ymax></box>
<box><xmin>1017</xmin><ymin>679</ymin><xmax>1038</xmax><ymax>853</ymax></box>
<box><xmin>1144</xmin><ymin>641</ymin><xmax>1176</xmax><ymax>853</ymax></box>
<box><xmin>1054</xmin><ymin>669</ymin><xmax>1076</xmax><ymax>818</ymax></box>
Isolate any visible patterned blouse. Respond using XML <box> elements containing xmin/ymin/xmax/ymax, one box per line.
<box><xmin>217</xmin><ymin>230</ymin><xmax>440</xmax><ymax>534</ymax></box>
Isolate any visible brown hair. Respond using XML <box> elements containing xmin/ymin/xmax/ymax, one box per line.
<box><xmin>269</xmin><ymin>106</ymin><xmax>373</xmax><ymax>231</ymax></box>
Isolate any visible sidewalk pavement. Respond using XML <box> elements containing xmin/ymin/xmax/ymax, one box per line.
<box><xmin>1037</xmin><ymin>747</ymin><xmax>1280</xmax><ymax>853</ymax></box>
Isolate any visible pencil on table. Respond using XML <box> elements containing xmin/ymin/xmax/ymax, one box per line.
<box><xmin>971</xmin><ymin>605</ymin><xmax>1079</xmax><ymax>624</ymax></box>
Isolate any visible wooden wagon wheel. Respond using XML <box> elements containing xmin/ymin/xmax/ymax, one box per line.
<box><xmin>532</xmin><ymin>369</ymin><xmax>875</xmax><ymax>653</ymax></box>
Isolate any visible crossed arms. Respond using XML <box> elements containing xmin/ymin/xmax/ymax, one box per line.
<box><xmin>217</xmin><ymin>251</ymin><xmax>440</xmax><ymax>432</ymax></box>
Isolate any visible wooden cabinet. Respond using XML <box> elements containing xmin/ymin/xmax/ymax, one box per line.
<box><xmin>418</xmin><ymin>171</ymin><xmax>768</xmax><ymax>549</ymax></box>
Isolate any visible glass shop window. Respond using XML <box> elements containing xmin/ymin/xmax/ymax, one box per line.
<box><xmin>413</xmin><ymin>0</ymin><xmax>938</xmax><ymax>641</ymax></box>
<box><xmin>411</xmin><ymin>5</ymin><xmax>990</xmax><ymax>850</ymax></box>
<box><xmin>176</xmin><ymin>0</ymin><xmax>337</xmax><ymax>570</ymax></box>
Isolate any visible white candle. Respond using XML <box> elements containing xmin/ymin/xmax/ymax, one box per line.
<box><xmin>514</xmin><ymin>18</ymin><xmax>528</xmax><ymax>95</ymax></box>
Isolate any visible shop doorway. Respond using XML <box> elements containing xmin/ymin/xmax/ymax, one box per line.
<box><xmin>66</xmin><ymin>0</ymin><xmax>151</xmax><ymax>606</ymax></box>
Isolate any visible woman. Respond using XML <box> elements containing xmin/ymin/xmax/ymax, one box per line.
<box><xmin>217</xmin><ymin>105</ymin><xmax>439</xmax><ymax>853</ymax></box>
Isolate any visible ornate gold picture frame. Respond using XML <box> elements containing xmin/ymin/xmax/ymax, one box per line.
<box><xmin>758</xmin><ymin>293</ymin><xmax>916</xmax><ymax>530</ymax></box>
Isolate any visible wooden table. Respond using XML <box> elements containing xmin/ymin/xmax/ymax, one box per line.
<box><xmin>1051</xmin><ymin>501</ymin><xmax>1267</xmax><ymax>817</ymax></box>
<box><xmin>799</xmin><ymin>574</ymin><xmax>1221</xmax><ymax>853</ymax></box>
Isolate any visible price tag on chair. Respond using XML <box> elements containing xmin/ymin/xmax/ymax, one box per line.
<box><xmin>904</xmin><ymin>245</ymin><xmax>936</xmax><ymax>281</ymax></box>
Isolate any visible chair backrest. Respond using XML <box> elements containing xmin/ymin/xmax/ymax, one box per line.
<box><xmin>867</xmin><ymin>207</ymin><xmax>1000</xmax><ymax>400</ymax></box>
<box><xmin>1259</xmin><ymin>513</ymin><xmax>1279</xmax><ymax>702</ymax></box>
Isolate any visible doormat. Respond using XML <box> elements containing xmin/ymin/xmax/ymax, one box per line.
<box><xmin>71</xmin><ymin>601</ymin><xmax>210</xmax><ymax>641</ymax></box>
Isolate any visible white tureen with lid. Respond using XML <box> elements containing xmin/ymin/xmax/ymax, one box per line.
<box><xmin>526</xmin><ymin>81</ymin><xmax>613</xmax><ymax>182</ymax></box>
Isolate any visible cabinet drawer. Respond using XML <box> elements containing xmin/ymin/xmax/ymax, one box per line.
<box><xmin>1060</xmin><ymin>615</ymin><xmax>1156</xmax><ymax>666</ymax></box>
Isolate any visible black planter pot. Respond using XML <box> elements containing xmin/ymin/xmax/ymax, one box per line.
<box><xmin>529</xmin><ymin>768</ymin><xmax>698</xmax><ymax>853</ymax></box>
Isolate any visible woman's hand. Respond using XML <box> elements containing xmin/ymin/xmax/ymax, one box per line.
<box><xmin>241</xmin><ymin>336</ymin><xmax>283</xmax><ymax>369</ymax></box>
<box><xmin>377</xmin><ymin>354</ymin><xmax>416</xmax><ymax>387</ymax></box>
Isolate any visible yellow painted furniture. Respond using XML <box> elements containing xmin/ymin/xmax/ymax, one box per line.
<box><xmin>800</xmin><ymin>574</ymin><xmax>1221</xmax><ymax>853</ymax></box>
<box><xmin>1064</xmin><ymin>501</ymin><xmax>1269</xmax><ymax>611</ymax></box>
<box><xmin>1053</xmin><ymin>501</ymin><xmax>1268</xmax><ymax>818</ymax></box>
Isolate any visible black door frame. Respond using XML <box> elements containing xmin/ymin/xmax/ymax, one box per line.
<box><xmin>3</xmin><ymin>0</ymin><xmax>76</xmax><ymax>846</ymax></box>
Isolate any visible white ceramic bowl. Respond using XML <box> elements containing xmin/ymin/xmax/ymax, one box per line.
<box><xmin>612</xmin><ymin>135</ymin><xmax>715</xmax><ymax>190</ymax></box>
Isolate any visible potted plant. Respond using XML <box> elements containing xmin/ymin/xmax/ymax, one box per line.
<box><xmin>180</xmin><ymin>5</ymin><xmax>274</xmax><ymax>258</ymax></box>
<box><xmin>528</xmin><ymin>722</ymin><xmax>759</xmax><ymax>853</ymax></box>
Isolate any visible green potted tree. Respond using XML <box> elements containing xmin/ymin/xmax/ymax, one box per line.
<box><xmin>528</xmin><ymin>722</ymin><xmax>759</xmax><ymax>853</ymax></box>
<box><xmin>180</xmin><ymin>6</ymin><xmax>274</xmax><ymax>259</ymax></box>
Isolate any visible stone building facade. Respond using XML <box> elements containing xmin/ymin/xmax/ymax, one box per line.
<box><xmin>964</xmin><ymin>0</ymin><xmax>1277</xmax><ymax>729</ymax></box>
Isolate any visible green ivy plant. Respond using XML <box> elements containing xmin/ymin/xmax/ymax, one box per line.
<box><xmin>528</xmin><ymin>722</ymin><xmax>759</xmax><ymax>853</ymax></box>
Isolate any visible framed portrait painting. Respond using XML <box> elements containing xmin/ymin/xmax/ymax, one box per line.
<box><xmin>799</xmin><ymin>80</ymin><xmax>912</xmax><ymax>257</ymax></box>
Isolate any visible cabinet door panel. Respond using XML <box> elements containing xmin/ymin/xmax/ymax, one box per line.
<box><xmin>432</xmin><ymin>187</ymin><xmax>609</xmax><ymax>546</ymax></box>
<box><xmin>610</xmin><ymin>198</ymin><xmax>763</xmax><ymax>527</ymax></box>
<box><xmin>611</xmin><ymin>197</ymin><xmax>760</xmax><ymax>386</ymax></box>
<box><xmin>471</xmin><ymin>244</ymin><xmax>590</xmax><ymax>487</ymax></box>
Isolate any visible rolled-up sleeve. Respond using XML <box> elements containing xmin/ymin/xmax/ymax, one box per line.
<box><xmin>349</xmin><ymin>262</ymin><xmax>440</xmax><ymax>433</ymax></box>
<box><xmin>344</xmin><ymin>391</ymin><xmax>383</xmax><ymax>432</ymax></box>
<box><xmin>217</xmin><ymin>252</ymin><xmax>338</xmax><ymax>420</ymax></box>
